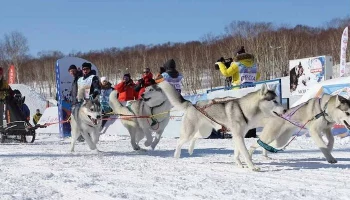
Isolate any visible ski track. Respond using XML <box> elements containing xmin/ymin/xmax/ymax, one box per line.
<box><xmin>0</xmin><ymin>136</ymin><xmax>349</xmax><ymax>200</ymax></box>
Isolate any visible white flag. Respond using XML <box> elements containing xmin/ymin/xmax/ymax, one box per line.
<box><xmin>340</xmin><ymin>26</ymin><xmax>348</xmax><ymax>77</ymax></box>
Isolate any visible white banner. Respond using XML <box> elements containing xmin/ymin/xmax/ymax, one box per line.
<box><xmin>289</xmin><ymin>56</ymin><xmax>329</xmax><ymax>95</ymax></box>
<box><xmin>340</xmin><ymin>26</ymin><xmax>348</xmax><ymax>77</ymax></box>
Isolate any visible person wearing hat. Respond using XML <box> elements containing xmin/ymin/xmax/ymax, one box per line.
<box><xmin>161</xmin><ymin>59</ymin><xmax>183</xmax><ymax>93</ymax></box>
<box><xmin>99</xmin><ymin>77</ymin><xmax>113</xmax><ymax>113</ymax></box>
<box><xmin>76</xmin><ymin>62</ymin><xmax>101</xmax><ymax>102</ymax></box>
<box><xmin>215</xmin><ymin>46</ymin><xmax>260</xmax><ymax>89</ymax></box>
<box><xmin>32</xmin><ymin>109</ymin><xmax>42</xmax><ymax>126</ymax></box>
<box><xmin>215</xmin><ymin>46</ymin><xmax>260</xmax><ymax>138</ymax></box>
<box><xmin>68</xmin><ymin>64</ymin><xmax>82</xmax><ymax>105</ymax></box>
<box><xmin>134</xmin><ymin>68</ymin><xmax>156</xmax><ymax>99</ymax></box>
<box><xmin>114</xmin><ymin>73</ymin><xmax>138</xmax><ymax>102</ymax></box>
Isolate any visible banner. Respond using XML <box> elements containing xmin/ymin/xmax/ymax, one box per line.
<box><xmin>8</xmin><ymin>65</ymin><xmax>16</xmax><ymax>84</ymax></box>
<box><xmin>55</xmin><ymin>57</ymin><xmax>99</xmax><ymax>138</ymax></box>
<box><xmin>289</xmin><ymin>56</ymin><xmax>333</xmax><ymax>96</ymax></box>
<box><xmin>339</xmin><ymin>27</ymin><xmax>348</xmax><ymax>77</ymax></box>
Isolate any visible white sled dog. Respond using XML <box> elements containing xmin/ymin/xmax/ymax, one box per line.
<box><xmin>109</xmin><ymin>85</ymin><xmax>172</xmax><ymax>150</ymax></box>
<box><xmin>157</xmin><ymin>81</ymin><xmax>286</xmax><ymax>171</ymax></box>
<box><xmin>70</xmin><ymin>95</ymin><xmax>103</xmax><ymax>152</ymax></box>
<box><xmin>249</xmin><ymin>94</ymin><xmax>350</xmax><ymax>164</ymax></box>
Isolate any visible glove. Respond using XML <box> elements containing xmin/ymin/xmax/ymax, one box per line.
<box><xmin>217</xmin><ymin>57</ymin><xmax>225</xmax><ymax>63</ymax></box>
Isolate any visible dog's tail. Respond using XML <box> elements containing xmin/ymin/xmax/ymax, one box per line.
<box><xmin>157</xmin><ymin>81</ymin><xmax>192</xmax><ymax>110</ymax></box>
<box><xmin>109</xmin><ymin>90</ymin><xmax>134</xmax><ymax>115</ymax></box>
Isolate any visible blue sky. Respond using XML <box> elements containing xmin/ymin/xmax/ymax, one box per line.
<box><xmin>0</xmin><ymin>0</ymin><xmax>348</xmax><ymax>56</ymax></box>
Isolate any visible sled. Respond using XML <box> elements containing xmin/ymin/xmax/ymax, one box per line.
<box><xmin>0</xmin><ymin>121</ymin><xmax>46</xmax><ymax>143</ymax></box>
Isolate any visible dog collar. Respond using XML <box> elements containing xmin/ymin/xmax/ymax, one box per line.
<box><xmin>314</xmin><ymin>98</ymin><xmax>332</xmax><ymax>123</ymax></box>
<box><xmin>151</xmin><ymin>101</ymin><xmax>165</xmax><ymax>109</ymax></box>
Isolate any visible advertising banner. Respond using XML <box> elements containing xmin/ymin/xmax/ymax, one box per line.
<box><xmin>55</xmin><ymin>57</ymin><xmax>99</xmax><ymax>138</ymax></box>
<box><xmin>289</xmin><ymin>56</ymin><xmax>333</xmax><ymax>96</ymax></box>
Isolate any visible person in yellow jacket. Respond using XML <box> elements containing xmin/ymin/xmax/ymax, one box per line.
<box><xmin>33</xmin><ymin>109</ymin><xmax>42</xmax><ymax>125</ymax></box>
<box><xmin>215</xmin><ymin>46</ymin><xmax>260</xmax><ymax>138</ymax></box>
<box><xmin>215</xmin><ymin>46</ymin><xmax>260</xmax><ymax>89</ymax></box>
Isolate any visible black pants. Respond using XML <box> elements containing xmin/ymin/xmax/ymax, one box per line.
<box><xmin>245</xmin><ymin>128</ymin><xmax>257</xmax><ymax>138</ymax></box>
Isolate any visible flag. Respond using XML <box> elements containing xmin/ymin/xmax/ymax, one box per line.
<box><xmin>340</xmin><ymin>27</ymin><xmax>348</xmax><ymax>77</ymax></box>
<box><xmin>8</xmin><ymin>65</ymin><xmax>16</xmax><ymax>84</ymax></box>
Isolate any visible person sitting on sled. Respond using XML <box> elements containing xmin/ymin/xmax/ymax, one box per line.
<box><xmin>12</xmin><ymin>89</ymin><xmax>30</xmax><ymax>123</ymax></box>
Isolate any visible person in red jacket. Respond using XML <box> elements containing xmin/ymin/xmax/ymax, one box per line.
<box><xmin>114</xmin><ymin>73</ymin><xmax>138</xmax><ymax>102</ymax></box>
<box><xmin>134</xmin><ymin>68</ymin><xmax>156</xmax><ymax>100</ymax></box>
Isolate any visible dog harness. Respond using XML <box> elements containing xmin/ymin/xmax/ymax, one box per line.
<box><xmin>193</xmin><ymin>99</ymin><xmax>248</xmax><ymax>133</ymax></box>
<box><xmin>149</xmin><ymin>101</ymin><xmax>166</xmax><ymax>127</ymax></box>
<box><xmin>258</xmin><ymin>98</ymin><xmax>330</xmax><ymax>153</ymax></box>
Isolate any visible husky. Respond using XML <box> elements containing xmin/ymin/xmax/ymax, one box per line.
<box><xmin>70</xmin><ymin>96</ymin><xmax>103</xmax><ymax>152</ymax></box>
<box><xmin>109</xmin><ymin>84</ymin><xmax>172</xmax><ymax>150</ymax></box>
<box><xmin>157</xmin><ymin>81</ymin><xmax>286</xmax><ymax>171</ymax></box>
<box><xmin>249</xmin><ymin>94</ymin><xmax>350</xmax><ymax>164</ymax></box>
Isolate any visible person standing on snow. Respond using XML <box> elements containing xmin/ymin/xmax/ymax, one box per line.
<box><xmin>134</xmin><ymin>68</ymin><xmax>156</xmax><ymax>99</ymax></box>
<box><xmin>76</xmin><ymin>62</ymin><xmax>101</xmax><ymax>102</ymax></box>
<box><xmin>161</xmin><ymin>59</ymin><xmax>183</xmax><ymax>93</ymax></box>
<box><xmin>215</xmin><ymin>46</ymin><xmax>260</xmax><ymax>138</ymax></box>
<box><xmin>215</xmin><ymin>46</ymin><xmax>260</xmax><ymax>89</ymax></box>
<box><xmin>33</xmin><ymin>109</ymin><xmax>43</xmax><ymax>125</ymax></box>
<box><xmin>68</xmin><ymin>64</ymin><xmax>82</xmax><ymax>105</ymax></box>
<box><xmin>114</xmin><ymin>73</ymin><xmax>138</xmax><ymax>102</ymax></box>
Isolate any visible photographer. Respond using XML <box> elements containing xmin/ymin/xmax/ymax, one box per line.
<box><xmin>215</xmin><ymin>46</ymin><xmax>260</xmax><ymax>89</ymax></box>
<box><xmin>114</xmin><ymin>73</ymin><xmax>138</xmax><ymax>102</ymax></box>
<box><xmin>215</xmin><ymin>46</ymin><xmax>260</xmax><ymax>138</ymax></box>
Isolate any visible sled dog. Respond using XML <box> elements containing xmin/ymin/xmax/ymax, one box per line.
<box><xmin>70</xmin><ymin>96</ymin><xmax>102</xmax><ymax>152</ymax></box>
<box><xmin>157</xmin><ymin>81</ymin><xmax>286</xmax><ymax>171</ymax></box>
<box><xmin>249</xmin><ymin>94</ymin><xmax>350</xmax><ymax>164</ymax></box>
<box><xmin>109</xmin><ymin>85</ymin><xmax>172</xmax><ymax>150</ymax></box>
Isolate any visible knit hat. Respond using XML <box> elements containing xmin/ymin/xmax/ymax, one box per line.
<box><xmin>235</xmin><ymin>46</ymin><xmax>246</xmax><ymax>55</ymax></box>
<box><xmin>68</xmin><ymin>64</ymin><xmax>77</xmax><ymax>71</ymax></box>
<box><xmin>164</xmin><ymin>59</ymin><xmax>176</xmax><ymax>70</ymax></box>
<box><xmin>123</xmin><ymin>73</ymin><xmax>131</xmax><ymax>79</ymax></box>
<box><xmin>100</xmin><ymin>76</ymin><xmax>107</xmax><ymax>83</ymax></box>
<box><xmin>82</xmin><ymin>62</ymin><xmax>92</xmax><ymax>69</ymax></box>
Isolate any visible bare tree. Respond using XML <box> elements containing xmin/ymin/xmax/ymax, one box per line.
<box><xmin>1</xmin><ymin>31</ymin><xmax>29</xmax><ymax>83</ymax></box>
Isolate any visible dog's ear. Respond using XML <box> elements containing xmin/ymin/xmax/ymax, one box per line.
<box><xmin>335</xmin><ymin>95</ymin><xmax>347</xmax><ymax>108</ymax></box>
<box><xmin>269</xmin><ymin>84</ymin><xmax>277</xmax><ymax>92</ymax></box>
<box><xmin>260</xmin><ymin>83</ymin><xmax>268</xmax><ymax>96</ymax></box>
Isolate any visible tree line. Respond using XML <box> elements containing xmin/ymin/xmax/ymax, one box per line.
<box><xmin>0</xmin><ymin>17</ymin><xmax>349</xmax><ymax>97</ymax></box>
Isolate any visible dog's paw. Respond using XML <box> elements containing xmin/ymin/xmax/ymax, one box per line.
<box><xmin>174</xmin><ymin>151</ymin><xmax>181</xmax><ymax>159</ymax></box>
<box><xmin>133</xmin><ymin>146</ymin><xmax>141</xmax><ymax>151</ymax></box>
<box><xmin>91</xmin><ymin>149</ymin><xmax>100</xmax><ymax>154</ymax></box>
<box><xmin>144</xmin><ymin>140</ymin><xmax>152</xmax><ymax>147</ymax></box>
<box><xmin>251</xmin><ymin>167</ymin><xmax>261</xmax><ymax>172</ymax></box>
<box><xmin>327</xmin><ymin>158</ymin><xmax>338</xmax><ymax>164</ymax></box>
<box><xmin>235</xmin><ymin>163</ymin><xmax>244</xmax><ymax>168</ymax></box>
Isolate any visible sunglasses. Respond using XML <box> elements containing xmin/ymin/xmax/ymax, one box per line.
<box><xmin>143</xmin><ymin>71</ymin><xmax>150</xmax><ymax>73</ymax></box>
<box><xmin>82</xmin><ymin>68</ymin><xmax>90</xmax><ymax>71</ymax></box>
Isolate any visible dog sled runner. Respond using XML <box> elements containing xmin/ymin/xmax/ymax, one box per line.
<box><xmin>0</xmin><ymin>89</ymin><xmax>46</xmax><ymax>143</ymax></box>
<box><xmin>0</xmin><ymin>121</ymin><xmax>45</xmax><ymax>143</ymax></box>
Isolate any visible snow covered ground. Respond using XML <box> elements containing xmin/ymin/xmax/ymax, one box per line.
<box><xmin>0</xmin><ymin>134</ymin><xmax>349</xmax><ymax>200</ymax></box>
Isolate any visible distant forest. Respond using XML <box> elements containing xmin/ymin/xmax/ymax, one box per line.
<box><xmin>0</xmin><ymin>17</ymin><xmax>349</xmax><ymax>97</ymax></box>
